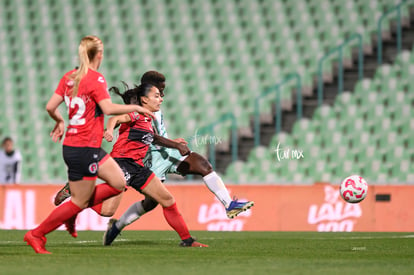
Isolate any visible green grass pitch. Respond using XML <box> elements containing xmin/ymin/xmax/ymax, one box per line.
<box><xmin>1</xmin><ymin>230</ymin><xmax>414</xmax><ymax>275</ymax></box>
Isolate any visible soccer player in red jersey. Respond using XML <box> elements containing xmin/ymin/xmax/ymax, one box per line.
<box><xmin>23</xmin><ymin>35</ymin><xmax>153</xmax><ymax>254</ymax></box>
<box><xmin>54</xmin><ymin>71</ymin><xmax>254</xmax><ymax>245</ymax></box>
<box><xmin>55</xmin><ymin>72</ymin><xmax>254</xmax><ymax>217</ymax></box>
<box><xmin>98</xmin><ymin>83</ymin><xmax>207</xmax><ymax>247</ymax></box>
<box><xmin>102</xmin><ymin>72</ymin><xmax>254</xmax><ymax>244</ymax></box>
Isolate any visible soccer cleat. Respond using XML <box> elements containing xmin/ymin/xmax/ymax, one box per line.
<box><xmin>64</xmin><ymin>214</ymin><xmax>78</xmax><ymax>238</ymax></box>
<box><xmin>25</xmin><ymin>234</ymin><xmax>47</xmax><ymax>247</ymax></box>
<box><xmin>103</xmin><ymin>219</ymin><xmax>121</xmax><ymax>246</ymax></box>
<box><xmin>54</xmin><ymin>182</ymin><xmax>71</xmax><ymax>206</ymax></box>
<box><xmin>179</xmin><ymin>237</ymin><xmax>208</xmax><ymax>247</ymax></box>
<box><xmin>40</xmin><ymin>236</ymin><xmax>47</xmax><ymax>245</ymax></box>
<box><xmin>226</xmin><ymin>199</ymin><xmax>254</xmax><ymax>219</ymax></box>
<box><xmin>24</xmin><ymin>231</ymin><xmax>51</xmax><ymax>254</ymax></box>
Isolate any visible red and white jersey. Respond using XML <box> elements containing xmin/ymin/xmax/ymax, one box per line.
<box><xmin>54</xmin><ymin>69</ymin><xmax>110</xmax><ymax>148</ymax></box>
<box><xmin>111</xmin><ymin>112</ymin><xmax>154</xmax><ymax>166</ymax></box>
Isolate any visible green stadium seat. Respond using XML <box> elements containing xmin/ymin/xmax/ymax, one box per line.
<box><xmin>235</xmin><ymin>41</ymin><xmax>414</xmax><ymax>183</ymax></box>
<box><xmin>1</xmin><ymin>0</ymin><xmax>412</xmax><ymax>182</ymax></box>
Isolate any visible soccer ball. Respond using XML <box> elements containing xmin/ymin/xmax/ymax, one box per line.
<box><xmin>339</xmin><ymin>175</ymin><xmax>368</xmax><ymax>203</ymax></box>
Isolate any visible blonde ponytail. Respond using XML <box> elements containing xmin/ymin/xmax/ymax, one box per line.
<box><xmin>69</xmin><ymin>35</ymin><xmax>103</xmax><ymax>97</ymax></box>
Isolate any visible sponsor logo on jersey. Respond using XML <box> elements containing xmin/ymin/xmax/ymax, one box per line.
<box><xmin>98</xmin><ymin>76</ymin><xmax>105</xmax><ymax>83</ymax></box>
<box><xmin>142</xmin><ymin>132</ymin><xmax>154</xmax><ymax>145</ymax></box>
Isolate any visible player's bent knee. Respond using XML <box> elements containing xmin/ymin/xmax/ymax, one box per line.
<box><xmin>114</xmin><ymin>177</ymin><xmax>127</xmax><ymax>191</ymax></box>
<box><xmin>99</xmin><ymin>209</ymin><xmax>116</xmax><ymax>217</ymax></box>
<box><xmin>160</xmin><ymin>195</ymin><xmax>175</xmax><ymax>208</ymax></box>
<box><xmin>107</xmin><ymin>179</ymin><xmax>126</xmax><ymax>192</ymax></box>
<box><xmin>115</xmin><ymin>184</ymin><xmax>126</xmax><ymax>192</ymax></box>
<box><xmin>195</xmin><ymin>154</ymin><xmax>213</xmax><ymax>175</ymax></box>
<box><xmin>71</xmin><ymin>199</ymin><xmax>89</xmax><ymax>210</ymax></box>
<box><xmin>183</xmin><ymin>152</ymin><xmax>213</xmax><ymax>176</ymax></box>
<box><xmin>142</xmin><ymin>197</ymin><xmax>159</xmax><ymax>212</ymax></box>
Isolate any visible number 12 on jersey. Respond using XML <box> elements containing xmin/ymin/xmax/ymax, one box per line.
<box><xmin>64</xmin><ymin>96</ymin><xmax>86</xmax><ymax>126</ymax></box>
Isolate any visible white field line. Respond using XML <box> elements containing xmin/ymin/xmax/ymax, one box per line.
<box><xmin>3</xmin><ymin>235</ymin><xmax>413</xmax><ymax>245</ymax></box>
<box><xmin>2</xmin><ymin>236</ymin><xmax>219</xmax><ymax>245</ymax></box>
<box><xmin>308</xmin><ymin>234</ymin><xmax>414</xmax><ymax>240</ymax></box>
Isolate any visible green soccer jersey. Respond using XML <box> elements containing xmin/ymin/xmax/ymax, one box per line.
<box><xmin>149</xmin><ymin>110</ymin><xmax>167</xmax><ymax>151</ymax></box>
<box><xmin>152</xmin><ymin>110</ymin><xmax>167</xmax><ymax>137</ymax></box>
<box><xmin>144</xmin><ymin>110</ymin><xmax>184</xmax><ymax>179</ymax></box>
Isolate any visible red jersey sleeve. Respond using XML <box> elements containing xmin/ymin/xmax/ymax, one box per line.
<box><xmin>54</xmin><ymin>76</ymin><xmax>66</xmax><ymax>97</ymax></box>
<box><xmin>54</xmin><ymin>71</ymin><xmax>75</xmax><ymax>97</ymax></box>
<box><xmin>92</xmin><ymin>74</ymin><xmax>110</xmax><ymax>103</ymax></box>
<box><xmin>128</xmin><ymin>112</ymin><xmax>140</xmax><ymax>122</ymax></box>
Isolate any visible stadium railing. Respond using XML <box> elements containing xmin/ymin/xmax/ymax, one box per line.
<box><xmin>317</xmin><ymin>33</ymin><xmax>364</xmax><ymax>106</ymax></box>
<box><xmin>253</xmin><ymin>72</ymin><xmax>302</xmax><ymax>146</ymax></box>
<box><xmin>377</xmin><ymin>0</ymin><xmax>407</xmax><ymax>65</ymax></box>
<box><xmin>188</xmin><ymin>0</ymin><xmax>410</xmax><ymax>177</ymax></box>
<box><xmin>188</xmin><ymin>112</ymin><xmax>238</xmax><ymax>170</ymax></box>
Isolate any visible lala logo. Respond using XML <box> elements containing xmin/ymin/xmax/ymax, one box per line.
<box><xmin>307</xmin><ymin>185</ymin><xmax>362</xmax><ymax>232</ymax></box>
<box><xmin>197</xmin><ymin>196</ymin><xmax>252</xmax><ymax>231</ymax></box>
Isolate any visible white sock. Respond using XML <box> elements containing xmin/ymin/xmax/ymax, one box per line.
<box><xmin>203</xmin><ymin>171</ymin><xmax>232</xmax><ymax>208</ymax></box>
<box><xmin>115</xmin><ymin>201</ymin><xmax>146</xmax><ymax>230</ymax></box>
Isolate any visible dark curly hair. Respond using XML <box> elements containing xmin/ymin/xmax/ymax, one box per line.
<box><xmin>141</xmin><ymin>71</ymin><xmax>165</xmax><ymax>90</ymax></box>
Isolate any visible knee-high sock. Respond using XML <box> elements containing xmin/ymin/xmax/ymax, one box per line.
<box><xmin>88</xmin><ymin>183</ymin><xmax>122</xmax><ymax>214</ymax></box>
<box><xmin>32</xmin><ymin>184</ymin><xmax>121</xmax><ymax>237</ymax></box>
<box><xmin>89</xmin><ymin>183</ymin><xmax>122</xmax><ymax>206</ymax></box>
<box><xmin>115</xmin><ymin>201</ymin><xmax>146</xmax><ymax>230</ymax></box>
<box><xmin>162</xmin><ymin>203</ymin><xmax>191</xmax><ymax>240</ymax></box>
<box><xmin>90</xmin><ymin>203</ymin><xmax>103</xmax><ymax>215</ymax></box>
<box><xmin>32</xmin><ymin>201</ymin><xmax>82</xmax><ymax>237</ymax></box>
<box><xmin>203</xmin><ymin>171</ymin><xmax>232</xmax><ymax>208</ymax></box>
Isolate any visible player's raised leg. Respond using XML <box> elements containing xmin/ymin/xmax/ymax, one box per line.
<box><xmin>178</xmin><ymin>152</ymin><xmax>254</xmax><ymax>218</ymax></box>
<box><xmin>104</xmin><ymin>173</ymin><xmax>207</xmax><ymax>247</ymax></box>
<box><xmin>54</xmin><ymin>182</ymin><xmax>71</xmax><ymax>206</ymax></box>
<box><xmin>103</xmin><ymin>196</ymin><xmax>158</xmax><ymax>245</ymax></box>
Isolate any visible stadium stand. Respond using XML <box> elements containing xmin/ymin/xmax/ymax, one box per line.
<box><xmin>224</xmin><ymin>48</ymin><xmax>414</xmax><ymax>184</ymax></box>
<box><xmin>0</xmin><ymin>0</ymin><xmax>412</xmax><ymax>183</ymax></box>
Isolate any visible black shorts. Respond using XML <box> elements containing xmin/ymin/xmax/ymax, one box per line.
<box><xmin>63</xmin><ymin>146</ymin><xmax>109</xmax><ymax>181</ymax></box>
<box><xmin>114</xmin><ymin>158</ymin><xmax>154</xmax><ymax>192</ymax></box>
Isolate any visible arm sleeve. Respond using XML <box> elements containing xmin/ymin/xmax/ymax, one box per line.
<box><xmin>13</xmin><ymin>161</ymin><xmax>21</xmax><ymax>183</ymax></box>
<box><xmin>154</xmin><ymin>111</ymin><xmax>169</xmax><ymax>138</ymax></box>
<box><xmin>54</xmin><ymin>75</ymin><xmax>68</xmax><ymax>97</ymax></box>
<box><xmin>93</xmin><ymin>75</ymin><xmax>111</xmax><ymax>103</ymax></box>
<box><xmin>14</xmin><ymin>151</ymin><xmax>22</xmax><ymax>183</ymax></box>
<box><xmin>128</xmin><ymin>112</ymin><xmax>140</xmax><ymax>122</ymax></box>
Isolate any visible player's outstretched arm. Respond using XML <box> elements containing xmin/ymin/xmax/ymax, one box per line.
<box><xmin>153</xmin><ymin>135</ymin><xmax>190</xmax><ymax>156</ymax></box>
<box><xmin>172</xmin><ymin>138</ymin><xmax>188</xmax><ymax>145</ymax></box>
<box><xmin>103</xmin><ymin>114</ymin><xmax>131</xmax><ymax>142</ymax></box>
<box><xmin>98</xmin><ymin>98</ymin><xmax>154</xmax><ymax>118</ymax></box>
